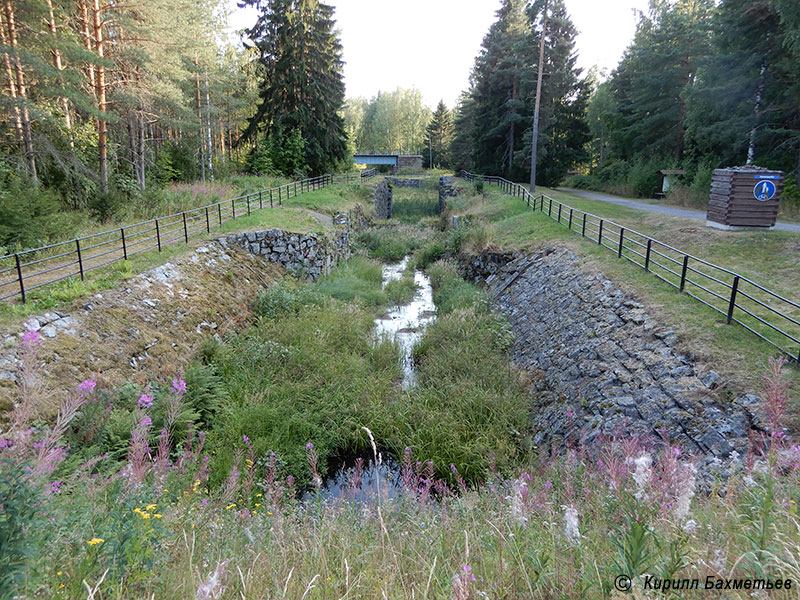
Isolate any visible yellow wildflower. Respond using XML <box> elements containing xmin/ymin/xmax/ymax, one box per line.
<box><xmin>225</xmin><ymin>503</ymin><xmax>236</xmax><ymax>510</ymax></box>
<box><xmin>153</xmin><ymin>514</ymin><xmax>162</xmax><ymax>519</ymax></box>
<box><xmin>57</xmin><ymin>571</ymin><xmax>62</xmax><ymax>576</ymax></box>
<box><xmin>267</xmin><ymin>511</ymin><xmax>273</xmax><ymax>516</ymax></box>
<box><xmin>86</xmin><ymin>538</ymin><xmax>104</xmax><ymax>546</ymax></box>
<box><xmin>141</xmin><ymin>513</ymin><xmax>151</xmax><ymax>520</ymax></box>
<box><xmin>145</xmin><ymin>504</ymin><xmax>157</xmax><ymax>512</ymax></box>
<box><xmin>59</xmin><ymin>584</ymin><xmax>64</xmax><ymax>589</ymax></box>
<box><xmin>255</xmin><ymin>493</ymin><xmax>262</xmax><ymax>498</ymax></box>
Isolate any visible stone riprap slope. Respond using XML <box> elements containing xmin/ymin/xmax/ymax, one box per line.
<box><xmin>471</xmin><ymin>248</ymin><xmax>761</xmax><ymax>476</ymax></box>
<box><xmin>0</xmin><ymin>224</ymin><xmax>353</xmax><ymax>421</ymax></box>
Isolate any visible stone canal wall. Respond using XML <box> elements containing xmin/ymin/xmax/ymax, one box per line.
<box><xmin>467</xmin><ymin>248</ymin><xmax>761</xmax><ymax>475</ymax></box>
<box><xmin>220</xmin><ymin>228</ymin><xmax>350</xmax><ymax>281</ymax></box>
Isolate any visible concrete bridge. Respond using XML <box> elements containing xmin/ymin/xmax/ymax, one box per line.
<box><xmin>353</xmin><ymin>150</ymin><xmax>423</xmax><ymax>171</ymax></box>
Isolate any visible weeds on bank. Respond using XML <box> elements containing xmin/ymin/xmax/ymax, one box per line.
<box><xmin>1</xmin><ymin>327</ymin><xmax>798</xmax><ymax>598</ymax></box>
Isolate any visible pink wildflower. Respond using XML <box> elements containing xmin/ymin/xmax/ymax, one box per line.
<box><xmin>138</xmin><ymin>393</ymin><xmax>153</xmax><ymax>409</ymax></box>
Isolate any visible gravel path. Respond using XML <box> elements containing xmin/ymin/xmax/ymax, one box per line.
<box><xmin>559</xmin><ymin>188</ymin><xmax>800</xmax><ymax>233</ymax></box>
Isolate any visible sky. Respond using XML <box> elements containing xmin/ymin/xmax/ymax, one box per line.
<box><xmin>226</xmin><ymin>0</ymin><xmax>652</xmax><ymax>108</ymax></box>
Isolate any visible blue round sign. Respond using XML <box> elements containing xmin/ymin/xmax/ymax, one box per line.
<box><xmin>753</xmin><ymin>180</ymin><xmax>776</xmax><ymax>202</ymax></box>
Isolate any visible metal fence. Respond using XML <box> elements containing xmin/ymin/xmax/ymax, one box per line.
<box><xmin>460</xmin><ymin>170</ymin><xmax>800</xmax><ymax>363</ymax></box>
<box><xmin>0</xmin><ymin>170</ymin><xmax>377</xmax><ymax>304</ymax></box>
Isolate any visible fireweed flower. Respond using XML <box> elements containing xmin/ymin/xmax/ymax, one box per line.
<box><xmin>138</xmin><ymin>393</ymin><xmax>153</xmax><ymax>409</ymax></box>
<box><xmin>172</xmin><ymin>378</ymin><xmax>187</xmax><ymax>396</ymax></box>
<box><xmin>140</xmin><ymin>416</ymin><xmax>152</xmax><ymax>428</ymax></box>
<box><xmin>461</xmin><ymin>565</ymin><xmax>476</xmax><ymax>582</ymax></box>
<box><xmin>78</xmin><ymin>379</ymin><xmax>97</xmax><ymax>394</ymax></box>
<box><xmin>22</xmin><ymin>329</ymin><xmax>42</xmax><ymax>346</ymax></box>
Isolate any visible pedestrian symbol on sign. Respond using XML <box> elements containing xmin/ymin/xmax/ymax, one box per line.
<box><xmin>753</xmin><ymin>180</ymin><xmax>776</xmax><ymax>202</ymax></box>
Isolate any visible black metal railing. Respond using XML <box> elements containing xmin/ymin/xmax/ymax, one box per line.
<box><xmin>0</xmin><ymin>170</ymin><xmax>377</xmax><ymax>304</ymax></box>
<box><xmin>460</xmin><ymin>170</ymin><xmax>800</xmax><ymax>363</ymax></box>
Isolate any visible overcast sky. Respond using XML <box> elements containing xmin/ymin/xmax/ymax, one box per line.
<box><xmin>227</xmin><ymin>0</ymin><xmax>651</xmax><ymax>108</ymax></box>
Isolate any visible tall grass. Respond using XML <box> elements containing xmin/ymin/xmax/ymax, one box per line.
<box><xmin>1</xmin><ymin>330</ymin><xmax>797</xmax><ymax>598</ymax></box>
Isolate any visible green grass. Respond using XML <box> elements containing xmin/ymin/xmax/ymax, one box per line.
<box><xmin>196</xmin><ymin>252</ymin><xmax>528</xmax><ymax>486</ymax></box>
<box><xmin>281</xmin><ymin>182</ymin><xmax>371</xmax><ymax>214</ymax></box>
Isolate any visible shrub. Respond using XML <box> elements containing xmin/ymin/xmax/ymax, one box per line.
<box><xmin>473</xmin><ymin>175</ymin><xmax>485</xmax><ymax>194</ymax></box>
<box><xmin>0</xmin><ymin>180</ymin><xmax>80</xmax><ymax>251</ymax></box>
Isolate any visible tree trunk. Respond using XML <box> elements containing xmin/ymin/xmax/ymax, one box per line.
<box><xmin>46</xmin><ymin>0</ymin><xmax>73</xmax><ymax>143</ymax></box>
<box><xmin>0</xmin><ymin>13</ymin><xmax>23</xmax><ymax>148</ymax></box>
<box><xmin>92</xmin><ymin>0</ymin><xmax>108</xmax><ymax>194</ymax></box>
<box><xmin>194</xmin><ymin>57</ymin><xmax>205</xmax><ymax>182</ymax></box>
<box><xmin>746</xmin><ymin>60</ymin><xmax>767</xmax><ymax>165</ymax></box>
<box><xmin>508</xmin><ymin>74</ymin><xmax>517</xmax><ymax>176</ymax></box>
<box><xmin>529</xmin><ymin>0</ymin><xmax>548</xmax><ymax>193</ymax></box>
<box><xmin>220</xmin><ymin>117</ymin><xmax>226</xmax><ymax>164</ymax></box>
<box><xmin>205</xmin><ymin>78</ymin><xmax>214</xmax><ymax>181</ymax></box>
<box><xmin>4</xmin><ymin>1</ymin><xmax>37</xmax><ymax>182</ymax></box>
<box><xmin>138</xmin><ymin>116</ymin><xmax>146</xmax><ymax>190</ymax></box>
<box><xmin>78</xmin><ymin>1</ymin><xmax>96</xmax><ymax>94</ymax></box>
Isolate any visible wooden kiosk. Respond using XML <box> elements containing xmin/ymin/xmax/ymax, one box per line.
<box><xmin>706</xmin><ymin>166</ymin><xmax>783</xmax><ymax>230</ymax></box>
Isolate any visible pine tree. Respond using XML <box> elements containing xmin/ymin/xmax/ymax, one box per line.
<box><xmin>241</xmin><ymin>0</ymin><xmax>348</xmax><ymax>175</ymax></box>
<box><xmin>423</xmin><ymin>100</ymin><xmax>453</xmax><ymax>169</ymax></box>
<box><xmin>608</xmin><ymin>0</ymin><xmax>714</xmax><ymax>163</ymax></box>
<box><xmin>523</xmin><ymin>0</ymin><xmax>590</xmax><ymax>186</ymax></box>
<box><xmin>470</xmin><ymin>0</ymin><xmax>530</xmax><ymax>176</ymax></box>
<box><xmin>450</xmin><ymin>91</ymin><xmax>478</xmax><ymax>172</ymax></box>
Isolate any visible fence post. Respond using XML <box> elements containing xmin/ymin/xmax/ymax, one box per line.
<box><xmin>270</xmin><ymin>189</ymin><xmax>273</xmax><ymax>207</ymax></box>
<box><xmin>557</xmin><ymin>204</ymin><xmax>562</xmax><ymax>223</ymax></box>
<box><xmin>206</xmin><ymin>207</ymin><xmax>210</xmax><ymax>232</ymax></box>
<box><xmin>218</xmin><ymin>203</ymin><xmax>222</xmax><ymax>226</ymax></box>
<box><xmin>527</xmin><ymin>192</ymin><xmax>530</xmax><ymax>208</ymax></box>
<box><xmin>548</xmin><ymin>198</ymin><xmax>552</xmax><ymax>217</ymax></box>
<box><xmin>247</xmin><ymin>195</ymin><xmax>251</xmax><ymax>216</ymax></box>
<box><xmin>645</xmin><ymin>239</ymin><xmax>652</xmax><ymax>271</ymax></box>
<box><xmin>183</xmin><ymin>213</ymin><xmax>189</xmax><ymax>243</ymax></box>
<box><xmin>295</xmin><ymin>182</ymin><xmax>298</xmax><ymax>196</ymax></box>
<box><xmin>259</xmin><ymin>191</ymin><xmax>263</xmax><ymax>209</ymax></box>
<box><xmin>618</xmin><ymin>228</ymin><xmax>625</xmax><ymax>258</ymax></box>
<box><xmin>568</xmin><ymin>209</ymin><xmax>573</xmax><ymax>231</ymax></box>
<box><xmin>121</xmin><ymin>228</ymin><xmax>127</xmax><ymax>260</ymax></box>
<box><xmin>15</xmin><ymin>253</ymin><xmax>25</xmax><ymax>303</ymax></box>
<box><xmin>540</xmin><ymin>195</ymin><xmax>544</xmax><ymax>211</ymax></box>
<box><xmin>279</xmin><ymin>187</ymin><xmax>282</xmax><ymax>206</ymax></box>
<box><xmin>726</xmin><ymin>276</ymin><xmax>740</xmax><ymax>324</ymax></box>
<box><xmin>155</xmin><ymin>219</ymin><xmax>162</xmax><ymax>251</ymax></box>
<box><xmin>598</xmin><ymin>220</ymin><xmax>604</xmax><ymax>244</ymax></box>
<box><xmin>679</xmin><ymin>255</ymin><xmax>689</xmax><ymax>292</ymax></box>
<box><xmin>76</xmin><ymin>239</ymin><xmax>84</xmax><ymax>281</ymax></box>
<box><xmin>231</xmin><ymin>199</ymin><xmax>236</xmax><ymax>220</ymax></box>
<box><xmin>581</xmin><ymin>214</ymin><xmax>586</xmax><ymax>237</ymax></box>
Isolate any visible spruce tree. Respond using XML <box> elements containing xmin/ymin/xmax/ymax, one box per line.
<box><xmin>241</xmin><ymin>0</ymin><xmax>348</xmax><ymax>175</ymax></box>
<box><xmin>423</xmin><ymin>100</ymin><xmax>454</xmax><ymax>169</ymax></box>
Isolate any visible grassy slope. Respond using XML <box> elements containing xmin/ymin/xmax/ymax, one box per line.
<box><xmin>0</xmin><ymin>183</ymin><xmax>370</xmax><ymax>325</ymax></box>
<box><xmin>454</xmin><ymin>184</ymin><xmax>800</xmax><ymax>427</ymax></box>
